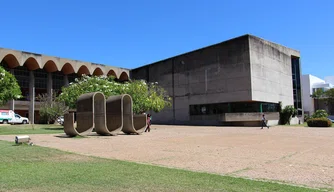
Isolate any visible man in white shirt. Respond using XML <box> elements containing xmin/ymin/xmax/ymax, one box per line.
<box><xmin>261</xmin><ymin>114</ymin><xmax>270</xmax><ymax>129</ymax></box>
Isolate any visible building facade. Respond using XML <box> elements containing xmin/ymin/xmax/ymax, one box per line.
<box><xmin>131</xmin><ymin>35</ymin><xmax>302</xmax><ymax>125</ymax></box>
<box><xmin>0</xmin><ymin>48</ymin><xmax>129</xmax><ymax>123</ymax></box>
<box><xmin>302</xmin><ymin>74</ymin><xmax>334</xmax><ymax>116</ymax></box>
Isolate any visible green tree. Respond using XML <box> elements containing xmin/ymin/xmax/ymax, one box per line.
<box><xmin>37</xmin><ymin>92</ymin><xmax>69</xmax><ymax>124</ymax></box>
<box><xmin>58</xmin><ymin>75</ymin><xmax>171</xmax><ymax>114</ymax></box>
<box><xmin>324</xmin><ymin>88</ymin><xmax>334</xmax><ymax>114</ymax></box>
<box><xmin>0</xmin><ymin>66</ymin><xmax>22</xmax><ymax>105</ymax></box>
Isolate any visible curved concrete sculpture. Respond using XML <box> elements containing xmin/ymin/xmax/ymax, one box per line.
<box><xmin>64</xmin><ymin>92</ymin><xmax>147</xmax><ymax>136</ymax></box>
<box><xmin>64</xmin><ymin>113</ymin><xmax>79</xmax><ymax>136</ymax></box>
<box><xmin>64</xmin><ymin>92</ymin><xmax>106</xmax><ymax>137</ymax></box>
<box><xmin>106</xmin><ymin>94</ymin><xmax>147</xmax><ymax>135</ymax></box>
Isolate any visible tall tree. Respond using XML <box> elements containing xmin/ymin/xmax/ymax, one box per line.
<box><xmin>0</xmin><ymin>66</ymin><xmax>22</xmax><ymax>106</ymax></box>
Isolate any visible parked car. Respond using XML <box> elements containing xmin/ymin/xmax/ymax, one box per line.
<box><xmin>0</xmin><ymin>110</ymin><xmax>29</xmax><ymax>124</ymax></box>
<box><xmin>328</xmin><ymin>116</ymin><xmax>334</xmax><ymax>123</ymax></box>
<box><xmin>56</xmin><ymin>116</ymin><xmax>64</xmax><ymax>125</ymax></box>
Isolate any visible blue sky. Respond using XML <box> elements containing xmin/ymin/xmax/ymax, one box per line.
<box><xmin>1</xmin><ymin>0</ymin><xmax>333</xmax><ymax>78</ymax></box>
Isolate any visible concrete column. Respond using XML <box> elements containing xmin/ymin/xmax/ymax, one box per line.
<box><xmin>29</xmin><ymin>70</ymin><xmax>35</xmax><ymax>124</ymax></box>
<box><xmin>64</xmin><ymin>74</ymin><xmax>69</xmax><ymax>86</ymax></box>
<box><xmin>9</xmin><ymin>100</ymin><xmax>15</xmax><ymax>111</ymax></box>
<box><xmin>9</xmin><ymin>68</ymin><xmax>15</xmax><ymax>111</ymax></box>
<box><xmin>47</xmin><ymin>72</ymin><xmax>53</xmax><ymax>100</ymax></box>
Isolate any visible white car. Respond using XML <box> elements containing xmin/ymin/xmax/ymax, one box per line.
<box><xmin>0</xmin><ymin>110</ymin><xmax>29</xmax><ymax>124</ymax></box>
<box><xmin>56</xmin><ymin>116</ymin><xmax>64</xmax><ymax>125</ymax></box>
<box><xmin>328</xmin><ymin>116</ymin><xmax>334</xmax><ymax>123</ymax></box>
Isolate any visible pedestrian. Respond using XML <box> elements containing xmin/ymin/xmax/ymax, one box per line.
<box><xmin>145</xmin><ymin>114</ymin><xmax>151</xmax><ymax>132</ymax></box>
<box><xmin>261</xmin><ymin>114</ymin><xmax>269</xmax><ymax>129</ymax></box>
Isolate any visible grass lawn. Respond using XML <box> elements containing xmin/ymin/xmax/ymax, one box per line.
<box><xmin>0</xmin><ymin>141</ymin><xmax>320</xmax><ymax>192</ymax></box>
<box><xmin>0</xmin><ymin>124</ymin><xmax>64</xmax><ymax>135</ymax></box>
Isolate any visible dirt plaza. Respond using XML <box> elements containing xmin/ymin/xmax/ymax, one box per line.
<box><xmin>1</xmin><ymin>125</ymin><xmax>333</xmax><ymax>189</ymax></box>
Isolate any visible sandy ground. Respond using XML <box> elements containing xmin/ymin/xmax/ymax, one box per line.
<box><xmin>1</xmin><ymin>125</ymin><xmax>334</xmax><ymax>189</ymax></box>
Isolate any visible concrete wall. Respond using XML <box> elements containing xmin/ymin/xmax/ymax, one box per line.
<box><xmin>222</xmin><ymin>112</ymin><xmax>279</xmax><ymax>122</ymax></box>
<box><xmin>132</xmin><ymin>35</ymin><xmax>252</xmax><ymax>124</ymax></box>
<box><xmin>132</xmin><ymin>35</ymin><xmax>300</xmax><ymax>125</ymax></box>
<box><xmin>301</xmin><ymin>75</ymin><xmax>313</xmax><ymax>115</ymax></box>
<box><xmin>0</xmin><ymin>47</ymin><xmax>129</xmax><ymax>78</ymax></box>
<box><xmin>248</xmin><ymin>36</ymin><xmax>299</xmax><ymax>108</ymax></box>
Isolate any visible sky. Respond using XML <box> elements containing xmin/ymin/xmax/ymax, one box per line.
<box><xmin>1</xmin><ymin>0</ymin><xmax>333</xmax><ymax>79</ymax></box>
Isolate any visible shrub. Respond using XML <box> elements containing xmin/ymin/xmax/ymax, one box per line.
<box><xmin>279</xmin><ymin>105</ymin><xmax>297</xmax><ymax>125</ymax></box>
<box><xmin>304</xmin><ymin>114</ymin><xmax>310</xmax><ymax>122</ymax></box>
<box><xmin>307</xmin><ymin>118</ymin><xmax>332</xmax><ymax>127</ymax></box>
<box><xmin>311</xmin><ymin>109</ymin><xmax>328</xmax><ymax>118</ymax></box>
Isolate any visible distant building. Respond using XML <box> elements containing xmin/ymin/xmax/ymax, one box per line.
<box><xmin>131</xmin><ymin>34</ymin><xmax>302</xmax><ymax>125</ymax></box>
<box><xmin>302</xmin><ymin>74</ymin><xmax>334</xmax><ymax>116</ymax></box>
<box><xmin>325</xmin><ymin>76</ymin><xmax>334</xmax><ymax>85</ymax></box>
<box><xmin>0</xmin><ymin>48</ymin><xmax>129</xmax><ymax>123</ymax></box>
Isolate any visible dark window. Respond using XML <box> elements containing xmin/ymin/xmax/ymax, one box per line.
<box><xmin>53</xmin><ymin>71</ymin><xmax>65</xmax><ymax>92</ymax></box>
<box><xmin>68</xmin><ymin>73</ymin><xmax>79</xmax><ymax>83</ymax></box>
<box><xmin>189</xmin><ymin>102</ymin><xmax>279</xmax><ymax>115</ymax></box>
<box><xmin>291</xmin><ymin>56</ymin><xmax>302</xmax><ymax>115</ymax></box>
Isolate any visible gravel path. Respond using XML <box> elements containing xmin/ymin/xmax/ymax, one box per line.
<box><xmin>1</xmin><ymin>125</ymin><xmax>334</xmax><ymax>189</ymax></box>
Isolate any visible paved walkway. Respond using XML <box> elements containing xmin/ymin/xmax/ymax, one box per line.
<box><xmin>1</xmin><ymin>125</ymin><xmax>333</xmax><ymax>189</ymax></box>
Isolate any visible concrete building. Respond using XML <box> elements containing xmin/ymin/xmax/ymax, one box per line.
<box><xmin>302</xmin><ymin>74</ymin><xmax>334</xmax><ymax>116</ymax></box>
<box><xmin>131</xmin><ymin>34</ymin><xmax>302</xmax><ymax>125</ymax></box>
<box><xmin>0</xmin><ymin>48</ymin><xmax>129</xmax><ymax>124</ymax></box>
<box><xmin>325</xmin><ymin>76</ymin><xmax>334</xmax><ymax>85</ymax></box>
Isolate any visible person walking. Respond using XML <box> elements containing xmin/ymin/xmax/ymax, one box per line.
<box><xmin>145</xmin><ymin>114</ymin><xmax>151</xmax><ymax>132</ymax></box>
<box><xmin>261</xmin><ymin>114</ymin><xmax>269</xmax><ymax>129</ymax></box>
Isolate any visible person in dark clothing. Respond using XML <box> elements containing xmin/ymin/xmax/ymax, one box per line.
<box><xmin>261</xmin><ymin>114</ymin><xmax>270</xmax><ymax>129</ymax></box>
<box><xmin>145</xmin><ymin>114</ymin><xmax>151</xmax><ymax>132</ymax></box>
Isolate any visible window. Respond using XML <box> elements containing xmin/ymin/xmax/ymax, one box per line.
<box><xmin>53</xmin><ymin>71</ymin><xmax>65</xmax><ymax>91</ymax></box>
<box><xmin>1</xmin><ymin>112</ymin><xmax>9</xmax><ymax>116</ymax></box>
<box><xmin>291</xmin><ymin>56</ymin><xmax>302</xmax><ymax>115</ymax></box>
<box><xmin>189</xmin><ymin>102</ymin><xmax>279</xmax><ymax>115</ymax></box>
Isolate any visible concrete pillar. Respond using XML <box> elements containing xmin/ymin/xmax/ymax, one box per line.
<box><xmin>64</xmin><ymin>74</ymin><xmax>69</xmax><ymax>86</ymax></box>
<box><xmin>9</xmin><ymin>68</ymin><xmax>15</xmax><ymax>111</ymax></box>
<box><xmin>29</xmin><ymin>70</ymin><xmax>35</xmax><ymax>124</ymax></box>
<box><xmin>47</xmin><ymin>72</ymin><xmax>53</xmax><ymax>100</ymax></box>
<box><xmin>9</xmin><ymin>100</ymin><xmax>15</xmax><ymax>111</ymax></box>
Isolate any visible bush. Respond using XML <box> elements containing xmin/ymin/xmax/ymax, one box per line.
<box><xmin>304</xmin><ymin>114</ymin><xmax>310</xmax><ymax>122</ymax></box>
<box><xmin>311</xmin><ymin>109</ymin><xmax>328</xmax><ymax>118</ymax></box>
<box><xmin>307</xmin><ymin>118</ymin><xmax>332</xmax><ymax>127</ymax></box>
<box><xmin>279</xmin><ymin>105</ymin><xmax>297</xmax><ymax>125</ymax></box>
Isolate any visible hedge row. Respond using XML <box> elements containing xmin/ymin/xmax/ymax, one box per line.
<box><xmin>307</xmin><ymin>118</ymin><xmax>332</xmax><ymax>127</ymax></box>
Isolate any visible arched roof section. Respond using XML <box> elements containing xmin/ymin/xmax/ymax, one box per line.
<box><xmin>0</xmin><ymin>54</ymin><xmax>20</xmax><ymax>68</ymax></box>
<box><xmin>93</xmin><ymin>67</ymin><xmax>103</xmax><ymax>76</ymax></box>
<box><xmin>61</xmin><ymin>63</ymin><xmax>75</xmax><ymax>74</ymax></box>
<box><xmin>23</xmin><ymin>57</ymin><xmax>40</xmax><ymax>70</ymax></box>
<box><xmin>77</xmin><ymin>65</ymin><xmax>91</xmax><ymax>75</ymax></box>
<box><xmin>107</xmin><ymin>69</ymin><xmax>117</xmax><ymax>78</ymax></box>
<box><xmin>43</xmin><ymin>60</ymin><xmax>58</xmax><ymax>72</ymax></box>
<box><xmin>119</xmin><ymin>71</ymin><xmax>129</xmax><ymax>81</ymax></box>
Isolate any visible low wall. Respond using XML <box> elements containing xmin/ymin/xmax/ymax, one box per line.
<box><xmin>221</xmin><ymin>112</ymin><xmax>279</xmax><ymax>122</ymax></box>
